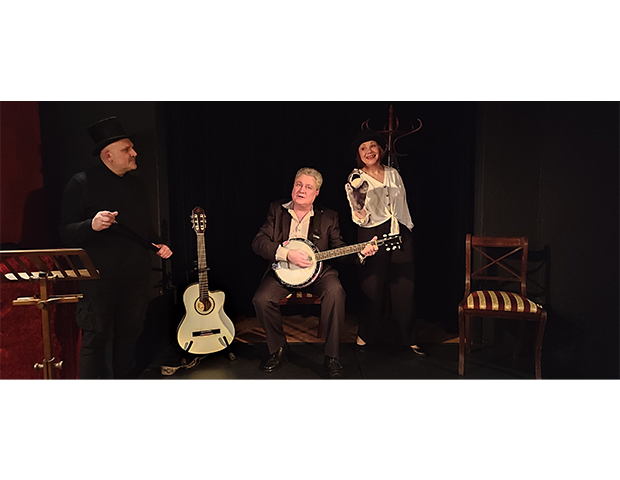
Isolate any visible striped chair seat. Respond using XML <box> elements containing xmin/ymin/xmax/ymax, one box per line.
<box><xmin>466</xmin><ymin>290</ymin><xmax>540</xmax><ymax>314</ymax></box>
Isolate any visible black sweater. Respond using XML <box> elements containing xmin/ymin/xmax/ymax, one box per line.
<box><xmin>60</xmin><ymin>163</ymin><xmax>158</xmax><ymax>280</ymax></box>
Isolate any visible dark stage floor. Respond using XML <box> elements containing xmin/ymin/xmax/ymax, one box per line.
<box><xmin>138</xmin><ymin>314</ymin><xmax>540</xmax><ymax>380</ymax></box>
<box><xmin>138</xmin><ymin>341</ymin><xmax>538</xmax><ymax>380</ymax></box>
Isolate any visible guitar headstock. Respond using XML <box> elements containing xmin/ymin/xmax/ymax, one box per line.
<box><xmin>378</xmin><ymin>234</ymin><xmax>402</xmax><ymax>251</ymax></box>
<box><xmin>191</xmin><ymin>206</ymin><xmax>207</xmax><ymax>234</ymax></box>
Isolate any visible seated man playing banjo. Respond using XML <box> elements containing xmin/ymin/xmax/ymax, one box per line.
<box><xmin>252</xmin><ymin>167</ymin><xmax>378</xmax><ymax>378</ymax></box>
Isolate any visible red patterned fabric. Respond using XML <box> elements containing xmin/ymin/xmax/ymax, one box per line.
<box><xmin>1</xmin><ymin>260</ymin><xmax>80</xmax><ymax>379</ymax></box>
<box><xmin>466</xmin><ymin>290</ymin><xmax>540</xmax><ymax>314</ymax></box>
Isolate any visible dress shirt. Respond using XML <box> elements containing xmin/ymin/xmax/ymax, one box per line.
<box><xmin>274</xmin><ymin>200</ymin><xmax>315</xmax><ymax>261</ymax></box>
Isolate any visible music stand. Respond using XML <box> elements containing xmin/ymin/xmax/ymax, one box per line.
<box><xmin>0</xmin><ymin>248</ymin><xmax>99</xmax><ymax>379</ymax></box>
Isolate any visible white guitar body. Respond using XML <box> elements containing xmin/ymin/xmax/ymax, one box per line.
<box><xmin>176</xmin><ymin>206</ymin><xmax>235</xmax><ymax>355</ymax></box>
<box><xmin>177</xmin><ymin>284</ymin><xmax>235</xmax><ymax>355</ymax></box>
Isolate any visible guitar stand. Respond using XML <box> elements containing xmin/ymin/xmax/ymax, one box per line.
<box><xmin>161</xmin><ymin>338</ymin><xmax>235</xmax><ymax>376</ymax></box>
<box><xmin>222</xmin><ymin>336</ymin><xmax>236</xmax><ymax>361</ymax></box>
<box><xmin>1</xmin><ymin>249</ymin><xmax>99</xmax><ymax>379</ymax></box>
<box><xmin>184</xmin><ymin>337</ymin><xmax>236</xmax><ymax>361</ymax></box>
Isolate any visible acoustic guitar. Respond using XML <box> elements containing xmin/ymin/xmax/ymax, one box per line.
<box><xmin>272</xmin><ymin>234</ymin><xmax>402</xmax><ymax>288</ymax></box>
<box><xmin>176</xmin><ymin>207</ymin><xmax>235</xmax><ymax>355</ymax></box>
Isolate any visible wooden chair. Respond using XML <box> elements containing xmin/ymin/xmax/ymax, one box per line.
<box><xmin>278</xmin><ymin>292</ymin><xmax>323</xmax><ymax>338</ymax></box>
<box><xmin>458</xmin><ymin>235</ymin><xmax>547</xmax><ymax>379</ymax></box>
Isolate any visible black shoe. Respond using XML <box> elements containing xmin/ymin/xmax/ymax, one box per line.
<box><xmin>408</xmin><ymin>345</ymin><xmax>427</xmax><ymax>357</ymax></box>
<box><xmin>262</xmin><ymin>345</ymin><xmax>289</xmax><ymax>372</ymax></box>
<box><xmin>324</xmin><ymin>357</ymin><xmax>344</xmax><ymax>379</ymax></box>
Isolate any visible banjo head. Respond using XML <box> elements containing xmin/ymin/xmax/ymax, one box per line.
<box><xmin>273</xmin><ymin>238</ymin><xmax>322</xmax><ymax>288</ymax></box>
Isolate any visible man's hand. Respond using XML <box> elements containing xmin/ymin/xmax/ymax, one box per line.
<box><xmin>91</xmin><ymin>211</ymin><xmax>118</xmax><ymax>231</ymax></box>
<box><xmin>287</xmin><ymin>249</ymin><xmax>313</xmax><ymax>268</ymax></box>
<box><xmin>153</xmin><ymin>244</ymin><xmax>173</xmax><ymax>259</ymax></box>
<box><xmin>361</xmin><ymin>236</ymin><xmax>379</xmax><ymax>257</ymax></box>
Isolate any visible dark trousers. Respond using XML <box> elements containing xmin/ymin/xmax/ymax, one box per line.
<box><xmin>357</xmin><ymin>222</ymin><xmax>417</xmax><ymax>346</ymax></box>
<box><xmin>76</xmin><ymin>278</ymin><xmax>149</xmax><ymax>379</ymax></box>
<box><xmin>252</xmin><ymin>267</ymin><xmax>345</xmax><ymax>359</ymax></box>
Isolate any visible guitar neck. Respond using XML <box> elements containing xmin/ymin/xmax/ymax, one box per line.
<box><xmin>316</xmin><ymin>241</ymin><xmax>372</xmax><ymax>262</ymax></box>
<box><xmin>196</xmin><ymin>233</ymin><xmax>209</xmax><ymax>299</ymax></box>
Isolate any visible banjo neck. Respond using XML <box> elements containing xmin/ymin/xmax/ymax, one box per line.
<box><xmin>315</xmin><ymin>240</ymin><xmax>376</xmax><ymax>262</ymax></box>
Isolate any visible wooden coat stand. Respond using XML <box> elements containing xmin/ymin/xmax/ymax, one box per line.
<box><xmin>0</xmin><ymin>249</ymin><xmax>99</xmax><ymax>379</ymax></box>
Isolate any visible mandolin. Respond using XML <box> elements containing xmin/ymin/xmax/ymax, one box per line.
<box><xmin>176</xmin><ymin>207</ymin><xmax>235</xmax><ymax>355</ymax></box>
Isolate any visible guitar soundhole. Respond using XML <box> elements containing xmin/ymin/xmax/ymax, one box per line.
<box><xmin>195</xmin><ymin>297</ymin><xmax>215</xmax><ymax>315</ymax></box>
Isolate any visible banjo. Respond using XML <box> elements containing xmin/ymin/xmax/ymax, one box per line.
<box><xmin>272</xmin><ymin>234</ymin><xmax>402</xmax><ymax>288</ymax></box>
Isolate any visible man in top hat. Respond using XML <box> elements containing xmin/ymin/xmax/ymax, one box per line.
<box><xmin>60</xmin><ymin>116</ymin><xmax>172</xmax><ymax>379</ymax></box>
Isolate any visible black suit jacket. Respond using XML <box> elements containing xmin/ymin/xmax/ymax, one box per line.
<box><xmin>252</xmin><ymin>200</ymin><xmax>348</xmax><ymax>274</ymax></box>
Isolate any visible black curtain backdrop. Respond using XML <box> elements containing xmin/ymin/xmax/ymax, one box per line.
<box><xmin>162</xmin><ymin>101</ymin><xmax>477</xmax><ymax>333</ymax></box>
<box><xmin>30</xmin><ymin>101</ymin><xmax>619</xmax><ymax>378</ymax></box>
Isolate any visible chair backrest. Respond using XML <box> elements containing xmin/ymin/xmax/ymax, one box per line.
<box><xmin>464</xmin><ymin>234</ymin><xmax>528</xmax><ymax>297</ymax></box>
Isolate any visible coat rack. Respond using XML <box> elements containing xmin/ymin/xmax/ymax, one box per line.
<box><xmin>361</xmin><ymin>104</ymin><xmax>423</xmax><ymax>171</ymax></box>
<box><xmin>1</xmin><ymin>248</ymin><xmax>99</xmax><ymax>379</ymax></box>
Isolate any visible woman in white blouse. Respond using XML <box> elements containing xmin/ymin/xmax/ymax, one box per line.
<box><xmin>345</xmin><ymin>131</ymin><xmax>426</xmax><ymax>357</ymax></box>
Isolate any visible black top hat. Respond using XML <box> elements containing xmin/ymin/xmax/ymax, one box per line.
<box><xmin>350</xmin><ymin>130</ymin><xmax>387</xmax><ymax>155</ymax></box>
<box><xmin>87</xmin><ymin>116</ymin><xmax>130</xmax><ymax>156</ymax></box>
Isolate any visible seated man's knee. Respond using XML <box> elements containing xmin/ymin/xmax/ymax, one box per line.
<box><xmin>323</xmin><ymin>281</ymin><xmax>346</xmax><ymax>303</ymax></box>
<box><xmin>252</xmin><ymin>288</ymin><xmax>280</xmax><ymax>311</ymax></box>
<box><xmin>252</xmin><ymin>291</ymin><xmax>265</xmax><ymax>309</ymax></box>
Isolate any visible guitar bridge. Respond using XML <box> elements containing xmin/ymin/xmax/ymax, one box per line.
<box><xmin>192</xmin><ymin>329</ymin><xmax>221</xmax><ymax>337</ymax></box>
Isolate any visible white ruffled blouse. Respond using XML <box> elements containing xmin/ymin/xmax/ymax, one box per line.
<box><xmin>346</xmin><ymin>165</ymin><xmax>414</xmax><ymax>235</ymax></box>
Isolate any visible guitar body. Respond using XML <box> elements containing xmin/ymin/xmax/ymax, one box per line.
<box><xmin>177</xmin><ymin>284</ymin><xmax>235</xmax><ymax>355</ymax></box>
